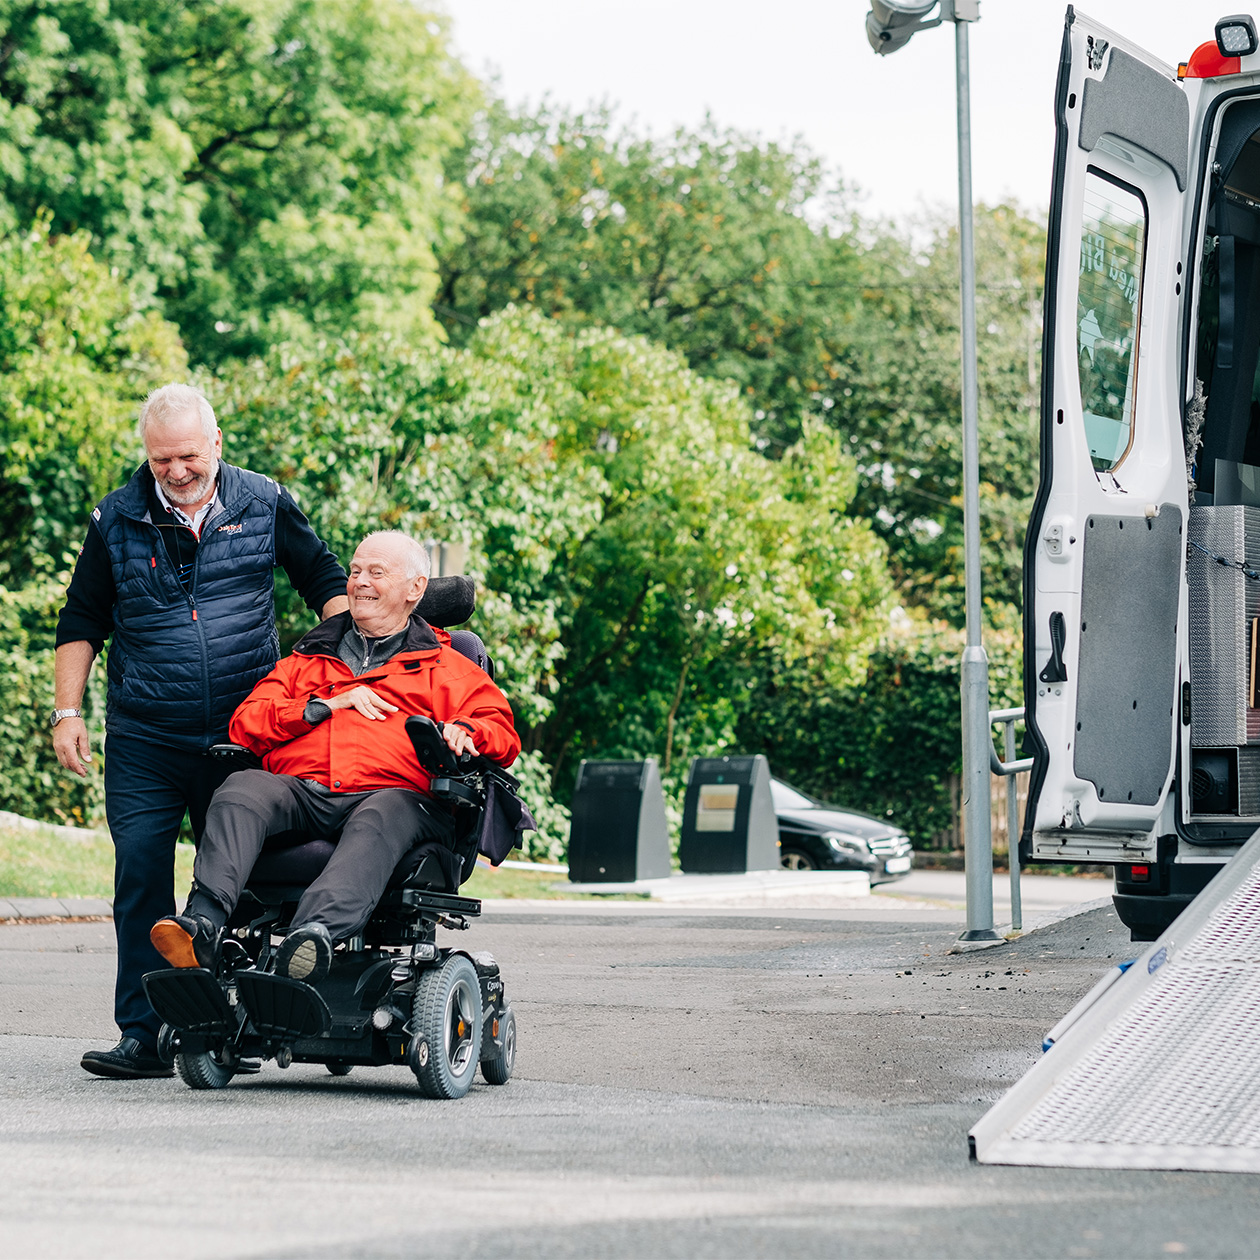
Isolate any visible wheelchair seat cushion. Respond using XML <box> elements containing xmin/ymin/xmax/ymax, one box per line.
<box><xmin>246</xmin><ymin>834</ymin><xmax>462</xmax><ymax>894</ymax></box>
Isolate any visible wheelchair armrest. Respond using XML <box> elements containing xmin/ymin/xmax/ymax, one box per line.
<box><xmin>209</xmin><ymin>743</ymin><xmax>262</xmax><ymax>769</ymax></box>
<box><xmin>429</xmin><ymin>777</ymin><xmax>483</xmax><ymax>809</ymax></box>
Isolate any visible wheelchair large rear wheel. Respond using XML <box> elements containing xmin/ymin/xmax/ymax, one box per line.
<box><xmin>410</xmin><ymin>954</ymin><xmax>482</xmax><ymax>1099</ymax></box>
<box><xmin>175</xmin><ymin>1045</ymin><xmax>237</xmax><ymax>1090</ymax></box>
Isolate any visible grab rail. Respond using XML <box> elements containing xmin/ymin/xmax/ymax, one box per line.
<box><xmin>990</xmin><ymin>707</ymin><xmax>1030</xmax><ymax>932</ymax></box>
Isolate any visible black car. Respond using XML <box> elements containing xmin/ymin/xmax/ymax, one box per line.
<box><xmin>771</xmin><ymin>778</ymin><xmax>913</xmax><ymax>885</ymax></box>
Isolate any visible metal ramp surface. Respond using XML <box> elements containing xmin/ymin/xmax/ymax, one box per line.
<box><xmin>971</xmin><ymin>828</ymin><xmax>1260</xmax><ymax>1172</ymax></box>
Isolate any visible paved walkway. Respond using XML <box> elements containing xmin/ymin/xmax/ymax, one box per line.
<box><xmin>2</xmin><ymin>901</ymin><xmax>1250</xmax><ymax>1258</ymax></box>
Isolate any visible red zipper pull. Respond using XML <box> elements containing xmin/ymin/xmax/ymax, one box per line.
<box><xmin>190</xmin><ymin>596</ymin><xmax>198</xmax><ymax>622</ymax></box>
<box><xmin>151</xmin><ymin>556</ymin><xmax>156</xmax><ymax>568</ymax></box>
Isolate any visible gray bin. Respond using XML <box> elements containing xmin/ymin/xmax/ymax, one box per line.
<box><xmin>567</xmin><ymin>759</ymin><xmax>672</xmax><ymax>883</ymax></box>
<box><xmin>679</xmin><ymin>754</ymin><xmax>779</xmax><ymax>874</ymax></box>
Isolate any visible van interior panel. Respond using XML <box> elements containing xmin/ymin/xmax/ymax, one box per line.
<box><xmin>1074</xmin><ymin>509</ymin><xmax>1182</xmax><ymax>806</ymax></box>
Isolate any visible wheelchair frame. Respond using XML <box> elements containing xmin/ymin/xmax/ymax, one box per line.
<box><xmin>142</xmin><ymin>717</ymin><xmax>519</xmax><ymax>1098</ymax></box>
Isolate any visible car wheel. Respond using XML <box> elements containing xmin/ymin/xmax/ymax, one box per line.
<box><xmin>780</xmin><ymin>849</ymin><xmax>815</xmax><ymax>871</ymax></box>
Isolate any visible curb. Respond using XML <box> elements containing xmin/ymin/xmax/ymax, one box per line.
<box><xmin>0</xmin><ymin>809</ymin><xmax>107</xmax><ymax>844</ymax></box>
<box><xmin>945</xmin><ymin>896</ymin><xmax>1114</xmax><ymax>953</ymax></box>
<box><xmin>0</xmin><ymin>897</ymin><xmax>114</xmax><ymax>923</ymax></box>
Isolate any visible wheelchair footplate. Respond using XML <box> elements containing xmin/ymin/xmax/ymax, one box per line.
<box><xmin>234</xmin><ymin>969</ymin><xmax>332</xmax><ymax>1040</ymax></box>
<box><xmin>143</xmin><ymin>968</ymin><xmax>236</xmax><ymax>1038</ymax></box>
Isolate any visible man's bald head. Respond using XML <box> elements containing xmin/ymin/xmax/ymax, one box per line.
<box><xmin>346</xmin><ymin>532</ymin><xmax>430</xmax><ymax>637</ymax></box>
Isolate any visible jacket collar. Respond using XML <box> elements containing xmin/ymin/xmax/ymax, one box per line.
<box><xmin>293</xmin><ymin>610</ymin><xmax>441</xmax><ymax>659</ymax></box>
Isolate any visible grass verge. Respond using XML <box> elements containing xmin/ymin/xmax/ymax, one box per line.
<box><xmin>0</xmin><ymin>825</ymin><xmax>195</xmax><ymax>900</ymax></box>
<box><xmin>0</xmin><ymin>825</ymin><xmax>604</xmax><ymax>903</ymax></box>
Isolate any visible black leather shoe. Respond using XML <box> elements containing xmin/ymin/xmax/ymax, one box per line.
<box><xmin>81</xmin><ymin>1037</ymin><xmax>174</xmax><ymax>1079</ymax></box>
<box><xmin>275</xmin><ymin>922</ymin><xmax>333</xmax><ymax>983</ymax></box>
<box><xmin>150</xmin><ymin>913</ymin><xmax>221</xmax><ymax>970</ymax></box>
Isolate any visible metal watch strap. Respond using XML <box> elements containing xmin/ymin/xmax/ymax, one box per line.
<box><xmin>50</xmin><ymin>708</ymin><xmax>83</xmax><ymax>728</ymax></box>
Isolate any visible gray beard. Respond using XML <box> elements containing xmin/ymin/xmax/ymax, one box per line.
<box><xmin>160</xmin><ymin>457</ymin><xmax>219</xmax><ymax>507</ymax></box>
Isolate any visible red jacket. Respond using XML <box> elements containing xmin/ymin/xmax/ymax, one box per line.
<box><xmin>228</xmin><ymin>612</ymin><xmax>519</xmax><ymax>795</ymax></box>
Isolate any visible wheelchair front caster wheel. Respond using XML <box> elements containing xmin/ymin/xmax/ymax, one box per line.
<box><xmin>480</xmin><ymin>1004</ymin><xmax>516</xmax><ymax>1086</ymax></box>
<box><xmin>175</xmin><ymin>1045</ymin><xmax>238</xmax><ymax>1090</ymax></box>
<box><xmin>326</xmin><ymin>1061</ymin><xmax>352</xmax><ymax>1076</ymax></box>
<box><xmin>156</xmin><ymin>1023</ymin><xmax>177</xmax><ymax>1067</ymax></box>
<box><xmin>410</xmin><ymin>953</ymin><xmax>482</xmax><ymax>1099</ymax></box>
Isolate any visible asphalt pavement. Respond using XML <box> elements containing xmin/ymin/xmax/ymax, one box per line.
<box><xmin>2</xmin><ymin>898</ymin><xmax>1257</xmax><ymax>1258</ymax></box>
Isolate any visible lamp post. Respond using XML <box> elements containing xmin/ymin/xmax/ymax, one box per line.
<box><xmin>865</xmin><ymin>0</ymin><xmax>1000</xmax><ymax>944</ymax></box>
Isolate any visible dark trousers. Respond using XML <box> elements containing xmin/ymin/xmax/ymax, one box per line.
<box><xmin>104</xmin><ymin>733</ymin><xmax>234</xmax><ymax>1049</ymax></box>
<box><xmin>191</xmin><ymin>771</ymin><xmax>453</xmax><ymax>940</ymax></box>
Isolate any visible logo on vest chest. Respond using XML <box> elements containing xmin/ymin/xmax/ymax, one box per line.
<box><xmin>216</xmin><ymin>523</ymin><xmax>244</xmax><ymax>533</ymax></box>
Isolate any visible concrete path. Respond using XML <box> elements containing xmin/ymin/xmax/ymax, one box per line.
<box><xmin>1</xmin><ymin>899</ymin><xmax>1255</xmax><ymax>1258</ymax></box>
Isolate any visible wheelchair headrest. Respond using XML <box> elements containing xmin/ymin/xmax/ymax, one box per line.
<box><xmin>415</xmin><ymin>575</ymin><xmax>475</xmax><ymax>629</ymax></box>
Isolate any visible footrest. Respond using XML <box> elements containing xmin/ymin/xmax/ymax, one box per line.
<box><xmin>142</xmin><ymin>968</ymin><xmax>236</xmax><ymax>1036</ymax></box>
<box><xmin>235</xmin><ymin>969</ymin><xmax>332</xmax><ymax>1040</ymax></box>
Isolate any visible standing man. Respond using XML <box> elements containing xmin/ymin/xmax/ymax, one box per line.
<box><xmin>53</xmin><ymin>383</ymin><xmax>349</xmax><ymax>1079</ymax></box>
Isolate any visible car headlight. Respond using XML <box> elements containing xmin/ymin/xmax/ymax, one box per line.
<box><xmin>823</xmin><ymin>831</ymin><xmax>868</xmax><ymax>854</ymax></box>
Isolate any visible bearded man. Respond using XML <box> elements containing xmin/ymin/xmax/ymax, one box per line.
<box><xmin>53</xmin><ymin>383</ymin><xmax>349</xmax><ymax>1079</ymax></box>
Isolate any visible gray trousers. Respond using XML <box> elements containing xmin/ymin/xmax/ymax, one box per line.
<box><xmin>191</xmin><ymin>770</ymin><xmax>453</xmax><ymax>940</ymax></box>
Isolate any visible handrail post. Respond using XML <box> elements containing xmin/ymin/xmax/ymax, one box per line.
<box><xmin>1003</xmin><ymin>719</ymin><xmax>1023</xmax><ymax>933</ymax></box>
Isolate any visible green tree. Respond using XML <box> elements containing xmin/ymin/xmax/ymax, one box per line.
<box><xmin>0</xmin><ymin>220</ymin><xmax>186</xmax><ymax>582</ymax></box>
<box><xmin>214</xmin><ymin>308</ymin><xmax>892</xmax><ymax>810</ymax></box>
<box><xmin>735</xmin><ymin>606</ymin><xmax>1024</xmax><ymax>846</ymax></box>
<box><xmin>0</xmin><ymin>222</ymin><xmax>185</xmax><ymax>826</ymax></box>
<box><xmin>0</xmin><ymin>0</ymin><xmax>478</xmax><ymax>363</ymax></box>
<box><xmin>438</xmin><ymin>104</ymin><xmax>1045</xmax><ymax>623</ymax></box>
<box><xmin>438</xmin><ymin>105</ymin><xmax>865</xmax><ymax>448</ymax></box>
<box><xmin>830</xmin><ymin>203</ymin><xmax>1046</xmax><ymax>620</ymax></box>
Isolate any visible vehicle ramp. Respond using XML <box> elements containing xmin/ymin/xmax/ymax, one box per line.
<box><xmin>970</xmin><ymin>829</ymin><xmax>1260</xmax><ymax>1172</ymax></box>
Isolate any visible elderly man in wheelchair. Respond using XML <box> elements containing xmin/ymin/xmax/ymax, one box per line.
<box><xmin>142</xmin><ymin>530</ymin><xmax>529</xmax><ymax>1098</ymax></box>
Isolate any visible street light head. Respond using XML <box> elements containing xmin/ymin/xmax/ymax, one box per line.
<box><xmin>866</xmin><ymin>1</ymin><xmax>942</xmax><ymax>56</ymax></box>
<box><xmin>1216</xmin><ymin>14</ymin><xmax>1259</xmax><ymax>58</ymax></box>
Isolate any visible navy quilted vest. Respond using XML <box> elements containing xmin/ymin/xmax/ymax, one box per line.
<box><xmin>96</xmin><ymin>462</ymin><xmax>281</xmax><ymax>749</ymax></box>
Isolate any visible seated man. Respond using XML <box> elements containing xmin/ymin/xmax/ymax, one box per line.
<box><xmin>150</xmin><ymin>530</ymin><xmax>519</xmax><ymax>984</ymax></box>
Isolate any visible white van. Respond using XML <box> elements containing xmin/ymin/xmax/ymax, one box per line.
<box><xmin>1024</xmin><ymin>10</ymin><xmax>1260</xmax><ymax>939</ymax></box>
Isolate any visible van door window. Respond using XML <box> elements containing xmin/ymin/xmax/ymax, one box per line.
<box><xmin>1078</xmin><ymin>170</ymin><xmax>1148</xmax><ymax>472</ymax></box>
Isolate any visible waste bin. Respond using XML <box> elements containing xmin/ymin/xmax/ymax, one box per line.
<box><xmin>679</xmin><ymin>754</ymin><xmax>779</xmax><ymax>873</ymax></box>
<box><xmin>567</xmin><ymin>759</ymin><xmax>672</xmax><ymax>883</ymax></box>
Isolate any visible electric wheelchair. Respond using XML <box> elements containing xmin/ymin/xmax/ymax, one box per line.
<box><xmin>141</xmin><ymin>581</ymin><xmax>526</xmax><ymax>1100</ymax></box>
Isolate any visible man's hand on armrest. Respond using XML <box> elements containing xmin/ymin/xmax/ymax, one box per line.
<box><xmin>442</xmin><ymin>722</ymin><xmax>478</xmax><ymax>758</ymax></box>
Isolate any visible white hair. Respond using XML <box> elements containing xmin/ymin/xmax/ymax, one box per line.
<box><xmin>361</xmin><ymin>531</ymin><xmax>431</xmax><ymax>581</ymax></box>
<box><xmin>138</xmin><ymin>384</ymin><xmax>218</xmax><ymax>444</ymax></box>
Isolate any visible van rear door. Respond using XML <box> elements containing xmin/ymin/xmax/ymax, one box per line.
<box><xmin>1022</xmin><ymin>8</ymin><xmax>1192</xmax><ymax>863</ymax></box>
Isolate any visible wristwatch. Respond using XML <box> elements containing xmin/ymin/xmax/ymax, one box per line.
<box><xmin>49</xmin><ymin>708</ymin><xmax>83</xmax><ymax>728</ymax></box>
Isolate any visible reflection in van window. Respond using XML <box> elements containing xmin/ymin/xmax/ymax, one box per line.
<box><xmin>1077</xmin><ymin>172</ymin><xmax>1147</xmax><ymax>472</ymax></box>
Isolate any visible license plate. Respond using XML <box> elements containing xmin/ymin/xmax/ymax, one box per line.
<box><xmin>884</xmin><ymin>856</ymin><xmax>912</xmax><ymax>874</ymax></box>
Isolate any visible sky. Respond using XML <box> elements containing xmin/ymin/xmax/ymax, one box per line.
<box><xmin>437</xmin><ymin>1</ymin><xmax>1218</xmax><ymax>223</ymax></box>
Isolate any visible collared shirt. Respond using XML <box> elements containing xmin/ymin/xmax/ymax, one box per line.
<box><xmin>151</xmin><ymin>478</ymin><xmax>220</xmax><ymax>539</ymax></box>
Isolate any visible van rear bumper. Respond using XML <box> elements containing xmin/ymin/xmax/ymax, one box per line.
<box><xmin>1112</xmin><ymin>890</ymin><xmax>1196</xmax><ymax>941</ymax></box>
